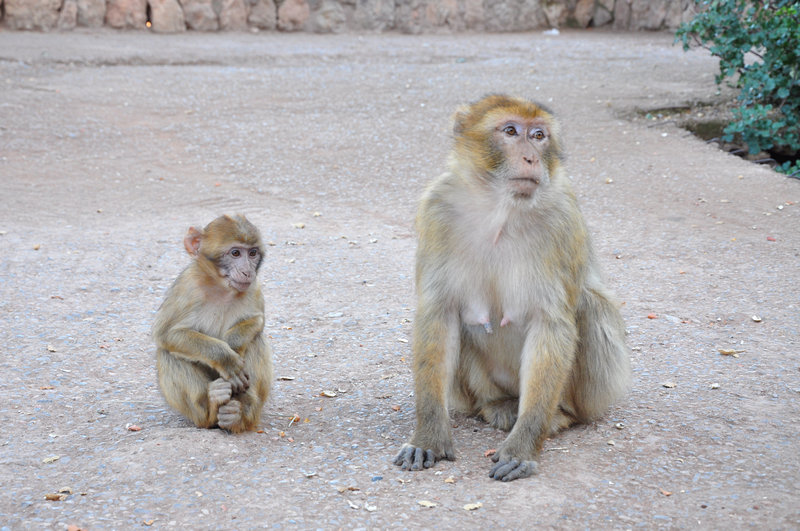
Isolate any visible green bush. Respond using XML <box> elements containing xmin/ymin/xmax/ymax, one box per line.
<box><xmin>676</xmin><ymin>0</ymin><xmax>800</xmax><ymax>176</ymax></box>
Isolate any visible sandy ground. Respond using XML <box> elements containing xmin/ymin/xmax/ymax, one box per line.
<box><xmin>0</xmin><ymin>28</ymin><xmax>798</xmax><ymax>529</ymax></box>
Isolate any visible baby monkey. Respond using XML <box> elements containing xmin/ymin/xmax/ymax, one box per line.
<box><xmin>394</xmin><ymin>95</ymin><xmax>631</xmax><ymax>481</ymax></box>
<box><xmin>153</xmin><ymin>214</ymin><xmax>273</xmax><ymax>433</ymax></box>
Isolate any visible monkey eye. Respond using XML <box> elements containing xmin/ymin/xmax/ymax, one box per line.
<box><xmin>249</xmin><ymin>249</ymin><xmax>258</xmax><ymax>258</ymax></box>
<box><xmin>231</xmin><ymin>249</ymin><xmax>241</xmax><ymax>257</ymax></box>
<box><xmin>503</xmin><ymin>125</ymin><xmax>518</xmax><ymax>136</ymax></box>
<box><xmin>530</xmin><ymin>128</ymin><xmax>546</xmax><ymax>140</ymax></box>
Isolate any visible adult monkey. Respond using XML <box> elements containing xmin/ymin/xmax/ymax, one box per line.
<box><xmin>394</xmin><ymin>95</ymin><xmax>631</xmax><ymax>481</ymax></box>
<box><xmin>153</xmin><ymin>214</ymin><xmax>273</xmax><ymax>433</ymax></box>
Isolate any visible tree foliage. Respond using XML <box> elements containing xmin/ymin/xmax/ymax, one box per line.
<box><xmin>676</xmin><ymin>0</ymin><xmax>800</xmax><ymax>176</ymax></box>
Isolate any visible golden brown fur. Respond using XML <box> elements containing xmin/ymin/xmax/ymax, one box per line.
<box><xmin>394</xmin><ymin>95</ymin><xmax>630</xmax><ymax>481</ymax></box>
<box><xmin>153</xmin><ymin>214</ymin><xmax>273</xmax><ymax>433</ymax></box>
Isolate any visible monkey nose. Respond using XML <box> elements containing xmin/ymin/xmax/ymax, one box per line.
<box><xmin>523</xmin><ymin>156</ymin><xmax>534</xmax><ymax>165</ymax></box>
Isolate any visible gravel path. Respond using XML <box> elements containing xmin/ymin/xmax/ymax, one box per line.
<box><xmin>1</xmin><ymin>29</ymin><xmax>798</xmax><ymax>529</ymax></box>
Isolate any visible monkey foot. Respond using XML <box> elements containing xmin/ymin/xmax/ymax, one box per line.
<box><xmin>393</xmin><ymin>443</ymin><xmax>454</xmax><ymax>471</ymax></box>
<box><xmin>217</xmin><ymin>399</ymin><xmax>242</xmax><ymax>431</ymax></box>
<box><xmin>488</xmin><ymin>458</ymin><xmax>537</xmax><ymax>481</ymax></box>
<box><xmin>208</xmin><ymin>378</ymin><xmax>233</xmax><ymax>408</ymax></box>
<box><xmin>479</xmin><ymin>398</ymin><xmax>519</xmax><ymax>432</ymax></box>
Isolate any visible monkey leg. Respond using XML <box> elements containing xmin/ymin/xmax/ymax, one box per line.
<box><xmin>454</xmin><ymin>342</ymin><xmax>522</xmax><ymax>432</ymax></box>
<box><xmin>566</xmin><ymin>284</ymin><xmax>631</xmax><ymax>422</ymax></box>
<box><xmin>217</xmin><ymin>338</ymin><xmax>273</xmax><ymax>433</ymax></box>
<box><xmin>217</xmin><ymin>399</ymin><xmax>243</xmax><ymax>431</ymax></box>
<box><xmin>478</xmin><ymin>398</ymin><xmax>519</xmax><ymax>432</ymax></box>
<box><xmin>157</xmin><ymin>350</ymin><xmax>222</xmax><ymax>429</ymax></box>
<box><xmin>217</xmin><ymin>392</ymin><xmax>262</xmax><ymax>433</ymax></box>
<box><xmin>209</xmin><ymin>378</ymin><xmax>233</xmax><ymax>408</ymax></box>
<box><xmin>394</xmin><ymin>311</ymin><xmax>459</xmax><ymax>471</ymax></box>
<box><xmin>549</xmin><ymin>403</ymin><xmax>580</xmax><ymax>435</ymax></box>
<box><xmin>489</xmin><ymin>317</ymin><xmax>577</xmax><ymax>481</ymax></box>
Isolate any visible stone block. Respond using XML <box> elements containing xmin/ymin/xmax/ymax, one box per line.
<box><xmin>4</xmin><ymin>0</ymin><xmax>61</xmax><ymax>29</ymax></box>
<box><xmin>277</xmin><ymin>0</ymin><xmax>310</xmax><ymax>31</ymax></box>
<box><xmin>105</xmin><ymin>0</ymin><xmax>148</xmax><ymax>28</ymax></box>
<box><xmin>149</xmin><ymin>0</ymin><xmax>186</xmax><ymax>32</ymax></box>
<box><xmin>248</xmin><ymin>0</ymin><xmax>276</xmax><ymax>29</ymax></box>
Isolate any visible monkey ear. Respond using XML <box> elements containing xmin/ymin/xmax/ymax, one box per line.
<box><xmin>452</xmin><ymin>105</ymin><xmax>472</xmax><ymax>136</ymax></box>
<box><xmin>183</xmin><ymin>227</ymin><xmax>203</xmax><ymax>256</ymax></box>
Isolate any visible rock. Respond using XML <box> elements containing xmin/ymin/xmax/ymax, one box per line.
<box><xmin>180</xmin><ymin>0</ymin><xmax>219</xmax><ymax>31</ymax></box>
<box><xmin>57</xmin><ymin>0</ymin><xmax>79</xmax><ymax>29</ymax></box>
<box><xmin>353</xmin><ymin>0</ymin><xmax>395</xmax><ymax>32</ymax></box>
<box><xmin>248</xmin><ymin>0</ymin><xmax>276</xmax><ymax>29</ymax></box>
<box><xmin>613</xmin><ymin>0</ymin><xmax>631</xmax><ymax>30</ymax></box>
<box><xmin>4</xmin><ymin>0</ymin><xmax>61</xmax><ymax>29</ymax></box>
<box><xmin>77</xmin><ymin>0</ymin><xmax>106</xmax><ymax>27</ymax></box>
<box><xmin>395</xmin><ymin>0</ymin><xmax>424</xmax><ymax>34</ymax></box>
<box><xmin>542</xmin><ymin>0</ymin><xmax>565</xmax><ymax>28</ymax></box>
<box><xmin>484</xmin><ymin>0</ymin><xmax>547</xmax><ymax>33</ymax></box>
<box><xmin>665</xmin><ymin>0</ymin><xmax>693</xmax><ymax>29</ymax></box>
<box><xmin>463</xmin><ymin>0</ymin><xmax>484</xmax><ymax>30</ymax></box>
<box><xmin>573</xmin><ymin>0</ymin><xmax>594</xmax><ymax>27</ymax></box>
<box><xmin>592</xmin><ymin>0</ymin><xmax>614</xmax><ymax>27</ymax></box>
<box><xmin>427</xmin><ymin>0</ymin><xmax>464</xmax><ymax>32</ymax></box>
<box><xmin>105</xmin><ymin>0</ymin><xmax>148</xmax><ymax>29</ymax></box>
<box><xmin>597</xmin><ymin>0</ymin><xmax>615</xmax><ymax>13</ymax></box>
<box><xmin>219</xmin><ymin>0</ymin><xmax>248</xmax><ymax>30</ymax></box>
<box><xmin>396</xmin><ymin>0</ymin><xmax>462</xmax><ymax>33</ymax></box>
<box><xmin>149</xmin><ymin>0</ymin><xmax>186</xmax><ymax>32</ymax></box>
<box><xmin>630</xmin><ymin>0</ymin><xmax>670</xmax><ymax>30</ymax></box>
<box><xmin>312</xmin><ymin>0</ymin><xmax>347</xmax><ymax>33</ymax></box>
<box><xmin>277</xmin><ymin>0</ymin><xmax>310</xmax><ymax>31</ymax></box>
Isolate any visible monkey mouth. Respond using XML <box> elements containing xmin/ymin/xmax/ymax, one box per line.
<box><xmin>509</xmin><ymin>177</ymin><xmax>540</xmax><ymax>196</ymax></box>
<box><xmin>229</xmin><ymin>279</ymin><xmax>252</xmax><ymax>292</ymax></box>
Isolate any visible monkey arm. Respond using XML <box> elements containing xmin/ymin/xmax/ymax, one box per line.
<box><xmin>490</xmin><ymin>314</ymin><xmax>578</xmax><ymax>481</ymax></box>
<box><xmin>157</xmin><ymin>327</ymin><xmax>244</xmax><ymax>378</ymax></box>
<box><xmin>395</xmin><ymin>302</ymin><xmax>459</xmax><ymax>470</ymax></box>
<box><xmin>222</xmin><ymin>314</ymin><xmax>265</xmax><ymax>353</ymax></box>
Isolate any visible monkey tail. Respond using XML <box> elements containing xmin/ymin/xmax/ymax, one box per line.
<box><xmin>568</xmin><ymin>283</ymin><xmax>632</xmax><ymax>422</ymax></box>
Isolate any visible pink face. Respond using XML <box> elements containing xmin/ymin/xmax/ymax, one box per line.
<box><xmin>221</xmin><ymin>245</ymin><xmax>262</xmax><ymax>292</ymax></box>
<box><xmin>492</xmin><ymin>117</ymin><xmax>551</xmax><ymax>197</ymax></box>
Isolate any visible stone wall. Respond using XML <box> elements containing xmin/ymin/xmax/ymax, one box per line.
<box><xmin>0</xmin><ymin>0</ymin><xmax>696</xmax><ymax>33</ymax></box>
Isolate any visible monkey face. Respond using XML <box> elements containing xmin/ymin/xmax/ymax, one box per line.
<box><xmin>452</xmin><ymin>95</ymin><xmax>563</xmax><ymax>200</ymax></box>
<box><xmin>217</xmin><ymin>246</ymin><xmax>262</xmax><ymax>292</ymax></box>
<box><xmin>491</xmin><ymin>117</ymin><xmax>552</xmax><ymax>197</ymax></box>
<box><xmin>184</xmin><ymin>214</ymin><xmax>265</xmax><ymax>296</ymax></box>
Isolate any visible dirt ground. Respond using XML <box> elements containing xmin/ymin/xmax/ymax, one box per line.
<box><xmin>1</xmin><ymin>28</ymin><xmax>798</xmax><ymax>529</ymax></box>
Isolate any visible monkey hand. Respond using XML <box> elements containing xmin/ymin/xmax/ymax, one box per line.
<box><xmin>217</xmin><ymin>354</ymin><xmax>250</xmax><ymax>394</ymax></box>
<box><xmin>393</xmin><ymin>441</ymin><xmax>455</xmax><ymax>471</ymax></box>
<box><xmin>488</xmin><ymin>448</ymin><xmax>538</xmax><ymax>482</ymax></box>
<box><xmin>217</xmin><ymin>399</ymin><xmax>242</xmax><ymax>431</ymax></box>
<box><xmin>226</xmin><ymin>369</ymin><xmax>250</xmax><ymax>394</ymax></box>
